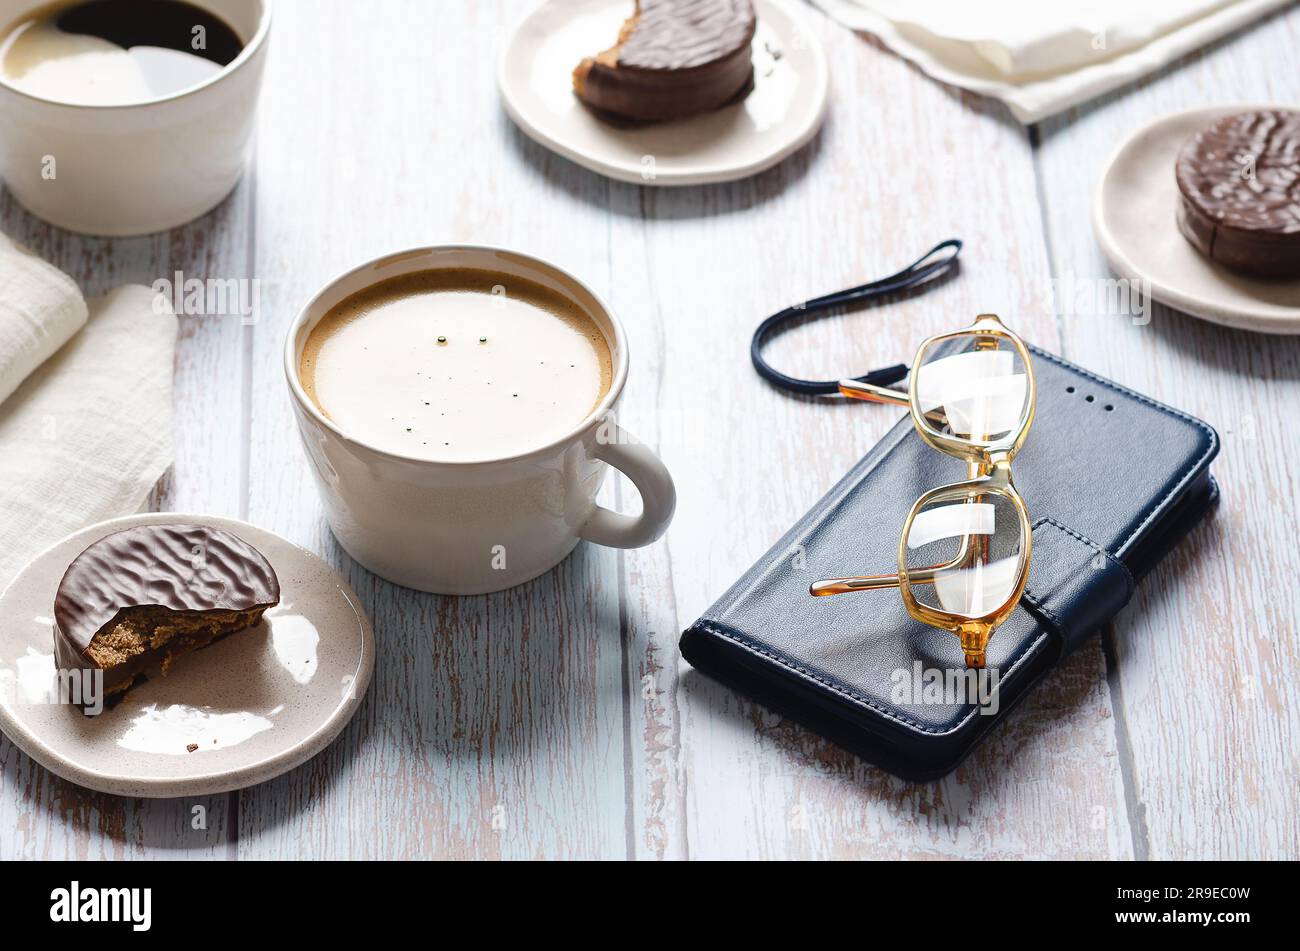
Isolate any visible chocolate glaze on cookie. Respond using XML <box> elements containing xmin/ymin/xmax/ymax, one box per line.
<box><xmin>573</xmin><ymin>0</ymin><xmax>756</xmax><ymax>122</ymax></box>
<box><xmin>1175</xmin><ymin>109</ymin><xmax>1300</xmax><ymax>278</ymax></box>
<box><xmin>54</xmin><ymin>524</ymin><xmax>280</xmax><ymax>700</ymax></box>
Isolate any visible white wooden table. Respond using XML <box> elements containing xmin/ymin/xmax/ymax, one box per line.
<box><xmin>2</xmin><ymin>0</ymin><xmax>1298</xmax><ymax>860</ymax></box>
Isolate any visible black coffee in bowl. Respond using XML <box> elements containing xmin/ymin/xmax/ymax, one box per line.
<box><xmin>0</xmin><ymin>0</ymin><xmax>244</xmax><ymax>105</ymax></box>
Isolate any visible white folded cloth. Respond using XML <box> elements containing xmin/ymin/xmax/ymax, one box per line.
<box><xmin>0</xmin><ymin>236</ymin><xmax>176</xmax><ymax>586</ymax></box>
<box><xmin>809</xmin><ymin>0</ymin><xmax>1292</xmax><ymax>123</ymax></box>
<box><xmin>0</xmin><ymin>233</ymin><xmax>87</xmax><ymax>405</ymax></box>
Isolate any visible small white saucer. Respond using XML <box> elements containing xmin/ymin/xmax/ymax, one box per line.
<box><xmin>498</xmin><ymin>0</ymin><xmax>829</xmax><ymax>186</ymax></box>
<box><xmin>0</xmin><ymin>514</ymin><xmax>374</xmax><ymax>797</ymax></box>
<box><xmin>1093</xmin><ymin>104</ymin><xmax>1300</xmax><ymax>334</ymax></box>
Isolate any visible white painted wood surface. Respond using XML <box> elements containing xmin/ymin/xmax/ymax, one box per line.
<box><xmin>1</xmin><ymin>0</ymin><xmax>1296</xmax><ymax>860</ymax></box>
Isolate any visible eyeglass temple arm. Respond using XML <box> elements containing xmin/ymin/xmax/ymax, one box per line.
<box><xmin>837</xmin><ymin>378</ymin><xmax>908</xmax><ymax>405</ymax></box>
<box><xmin>812</xmin><ymin>573</ymin><xmax>901</xmax><ymax>596</ymax></box>
<box><xmin>838</xmin><ymin>378</ymin><xmax>951</xmax><ymax>428</ymax></box>
<box><xmin>811</xmin><ymin>566</ymin><xmax>943</xmax><ymax>597</ymax></box>
<box><xmin>811</xmin><ymin>530</ymin><xmax>981</xmax><ymax>597</ymax></box>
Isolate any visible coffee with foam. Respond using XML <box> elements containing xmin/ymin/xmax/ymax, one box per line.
<box><xmin>299</xmin><ymin>269</ymin><xmax>614</xmax><ymax>463</ymax></box>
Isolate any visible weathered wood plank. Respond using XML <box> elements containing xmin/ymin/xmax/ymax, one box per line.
<box><xmin>1033</xmin><ymin>4</ymin><xmax>1300</xmax><ymax>860</ymax></box>
<box><xmin>603</xmin><ymin>188</ymin><xmax>688</xmax><ymax>860</ymax></box>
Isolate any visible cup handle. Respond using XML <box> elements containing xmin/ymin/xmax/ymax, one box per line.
<box><xmin>579</xmin><ymin>421</ymin><xmax>676</xmax><ymax>549</ymax></box>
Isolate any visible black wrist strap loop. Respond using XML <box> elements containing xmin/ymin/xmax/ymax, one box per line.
<box><xmin>750</xmin><ymin>239</ymin><xmax>964</xmax><ymax>397</ymax></box>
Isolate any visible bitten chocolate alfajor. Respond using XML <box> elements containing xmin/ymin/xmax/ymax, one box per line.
<box><xmin>53</xmin><ymin>524</ymin><xmax>280</xmax><ymax>703</ymax></box>
<box><xmin>573</xmin><ymin>0</ymin><xmax>756</xmax><ymax>122</ymax></box>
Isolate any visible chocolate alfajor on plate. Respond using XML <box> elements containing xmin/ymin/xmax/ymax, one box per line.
<box><xmin>54</xmin><ymin>524</ymin><xmax>280</xmax><ymax>704</ymax></box>
<box><xmin>573</xmin><ymin>0</ymin><xmax>757</xmax><ymax>122</ymax></box>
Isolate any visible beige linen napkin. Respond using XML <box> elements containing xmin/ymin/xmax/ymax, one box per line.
<box><xmin>810</xmin><ymin>0</ymin><xmax>1291</xmax><ymax>122</ymax></box>
<box><xmin>0</xmin><ymin>237</ymin><xmax>176</xmax><ymax>586</ymax></box>
<box><xmin>0</xmin><ymin>233</ymin><xmax>88</xmax><ymax>404</ymax></box>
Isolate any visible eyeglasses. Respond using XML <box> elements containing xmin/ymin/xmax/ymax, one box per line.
<box><xmin>811</xmin><ymin>314</ymin><xmax>1036</xmax><ymax>669</ymax></box>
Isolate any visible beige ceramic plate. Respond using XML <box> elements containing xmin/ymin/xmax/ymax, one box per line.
<box><xmin>498</xmin><ymin>0</ymin><xmax>829</xmax><ymax>185</ymax></box>
<box><xmin>1093</xmin><ymin>104</ymin><xmax>1300</xmax><ymax>334</ymax></box>
<box><xmin>0</xmin><ymin>514</ymin><xmax>374</xmax><ymax>797</ymax></box>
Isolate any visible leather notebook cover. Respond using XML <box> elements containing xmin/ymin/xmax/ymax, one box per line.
<box><xmin>679</xmin><ymin>346</ymin><xmax>1220</xmax><ymax>780</ymax></box>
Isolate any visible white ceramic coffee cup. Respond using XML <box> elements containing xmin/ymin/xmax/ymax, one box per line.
<box><xmin>284</xmin><ymin>246</ymin><xmax>677</xmax><ymax>595</ymax></box>
<box><xmin>0</xmin><ymin>0</ymin><xmax>271</xmax><ymax>236</ymax></box>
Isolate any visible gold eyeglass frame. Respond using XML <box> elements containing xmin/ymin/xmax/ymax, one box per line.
<box><xmin>810</xmin><ymin>314</ymin><xmax>1036</xmax><ymax>669</ymax></box>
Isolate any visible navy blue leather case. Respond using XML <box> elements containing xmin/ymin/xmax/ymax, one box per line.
<box><xmin>679</xmin><ymin>347</ymin><xmax>1220</xmax><ymax>780</ymax></box>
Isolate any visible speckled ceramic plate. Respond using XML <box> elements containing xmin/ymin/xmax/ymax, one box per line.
<box><xmin>1093</xmin><ymin>104</ymin><xmax>1300</xmax><ymax>334</ymax></box>
<box><xmin>0</xmin><ymin>514</ymin><xmax>374</xmax><ymax>797</ymax></box>
<box><xmin>498</xmin><ymin>0</ymin><xmax>829</xmax><ymax>185</ymax></box>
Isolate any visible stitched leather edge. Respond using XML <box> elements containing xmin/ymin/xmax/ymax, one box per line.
<box><xmin>1022</xmin><ymin>517</ymin><xmax>1136</xmax><ymax>647</ymax></box>
<box><xmin>693</xmin><ymin>619</ymin><xmax>1051</xmax><ymax>738</ymax></box>
<box><xmin>1030</xmin><ymin>516</ymin><xmax>1135</xmax><ymax>591</ymax></box>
